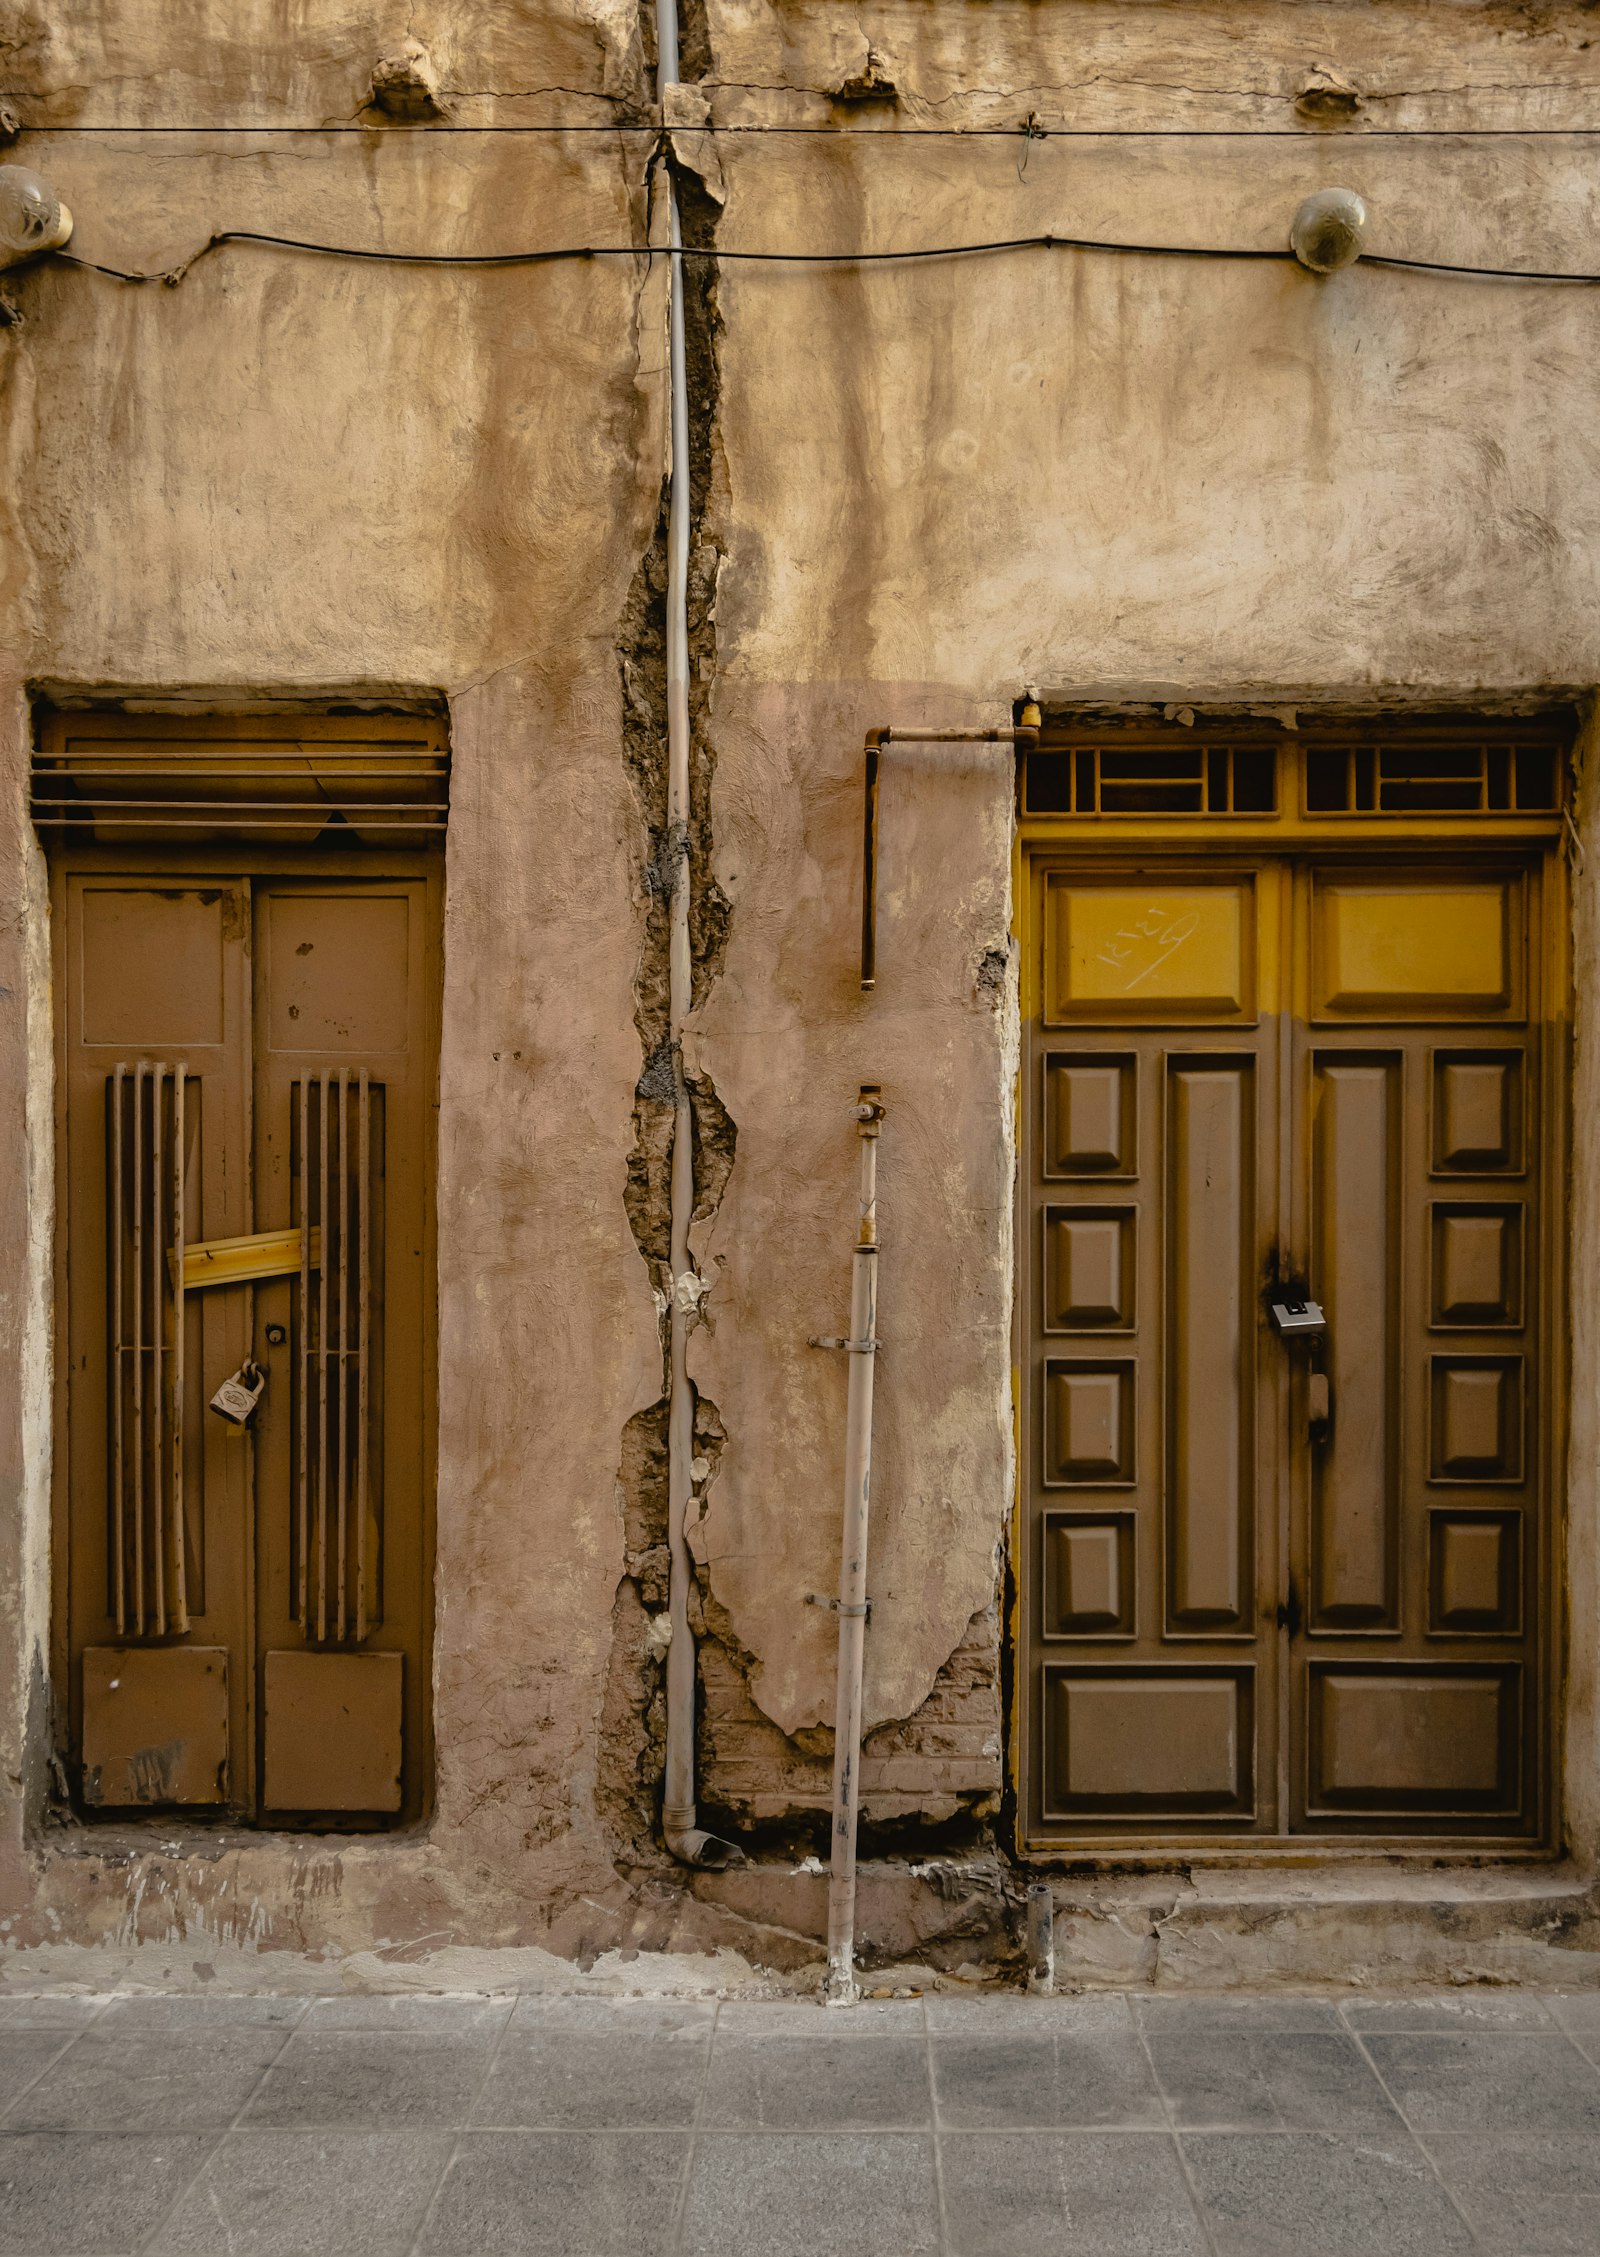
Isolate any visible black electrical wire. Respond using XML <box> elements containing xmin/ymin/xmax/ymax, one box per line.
<box><xmin>49</xmin><ymin>227</ymin><xmax>1600</xmax><ymax>288</ymax></box>
<box><xmin>21</xmin><ymin>121</ymin><xmax>1600</xmax><ymax>137</ymax></box>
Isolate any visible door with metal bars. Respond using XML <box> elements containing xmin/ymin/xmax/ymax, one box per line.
<box><xmin>57</xmin><ymin>868</ymin><xmax>438</xmax><ymax>1822</ymax></box>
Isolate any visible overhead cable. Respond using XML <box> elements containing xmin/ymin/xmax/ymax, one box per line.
<box><xmin>19</xmin><ymin>121</ymin><xmax>1600</xmax><ymax>138</ymax></box>
<box><xmin>51</xmin><ymin>226</ymin><xmax>1600</xmax><ymax>289</ymax></box>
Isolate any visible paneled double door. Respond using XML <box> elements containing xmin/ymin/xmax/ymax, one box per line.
<box><xmin>1019</xmin><ymin>850</ymin><xmax>1561</xmax><ymax>1848</ymax></box>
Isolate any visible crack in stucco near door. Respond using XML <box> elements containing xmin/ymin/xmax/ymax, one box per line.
<box><xmin>601</xmin><ymin>9</ymin><xmax>741</xmax><ymax>1857</ymax></box>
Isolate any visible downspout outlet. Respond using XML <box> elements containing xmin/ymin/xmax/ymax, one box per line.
<box><xmin>663</xmin><ymin>1817</ymin><xmax>745</xmax><ymax>1869</ymax></box>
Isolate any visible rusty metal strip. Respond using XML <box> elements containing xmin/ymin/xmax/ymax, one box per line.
<box><xmin>110</xmin><ymin>1064</ymin><xmax>126</xmax><ymax>1635</ymax></box>
<box><xmin>356</xmin><ymin>1070</ymin><xmax>370</xmax><ymax>1642</ymax></box>
<box><xmin>296</xmin><ymin>1074</ymin><xmax>310</xmax><ymax>1635</ymax></box>
<box><xmin>170</xmin><ymin>1065</ymin><xmax>188</xmax><ymax>1633</ymax></box>
<box><xmin>336</xmin><ymin>1067</ymin><xmax>350</xmax><ymax>1641</ymax></box>
<box><xmin>131</xmin><ymin>1061</ymin><xmax>145</xmax><ymax>1636</ymax></box>
<box><xmin>180</xmin><ymin>1226</ymin><xmax>320</xmax><ymax>1290</ymax></box>
<box><xmin>150</xmin><ymin>1062</ymin><xmax>166</xmax><ymax>1637</ymax></box>
<box><xmin>316</xmin><ymin>1071</ymin><xmax>330</xmax><ymax>1645</ymax></box>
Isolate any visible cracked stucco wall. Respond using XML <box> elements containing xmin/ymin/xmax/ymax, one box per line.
<box><xmin>0</xmin><ymin>1</ymin><xmax>1599</xmax><ymax>1986</ymax></box>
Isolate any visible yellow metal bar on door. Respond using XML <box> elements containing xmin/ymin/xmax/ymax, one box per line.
<box><xmin>174</xmin><ymin>1227</ymin><xmax>322</xmax><ymax>1291</ymax></box>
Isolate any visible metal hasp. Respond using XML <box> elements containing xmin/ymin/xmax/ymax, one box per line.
<box><xmin>860</xmin><ymin>701</ymin><xmax>1040</xmax><ymax>991</ymax></box>
<box><xmin>823</xmin><ymin>1087</ymin><xmax>886</xmax><ymax>2006</ymax></box>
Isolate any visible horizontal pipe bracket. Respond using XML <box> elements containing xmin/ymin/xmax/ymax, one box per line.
<box><xmin>806</xmin><ymin>1591</ymin><xmax>872</xmax><ymax>1620</ymax></box>
<box><xmin>808</xmin><ymin>1335</ymin><xmax>880</xmax><ymax>1353</ymax></box>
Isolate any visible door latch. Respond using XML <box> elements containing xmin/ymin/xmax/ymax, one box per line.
<box><xmin>1275</xmin><ymin>1579</ymin><xmax>1303</xmax><ymax>1637</ymax></box>
<box><xmin>210</xmin><ymin>1360</ymin><xmax>266</xmax><ymax>1427</ymax></box>
<box><xmin>1270</xmin><ymin>1297</ymin><xmax>1327</xmax><ymax>1341</ymax></box>
<box><xmin>1308</xmin><ymin>1369</ymin><xmax>1332</xmax><ymax>1446</ymax></box>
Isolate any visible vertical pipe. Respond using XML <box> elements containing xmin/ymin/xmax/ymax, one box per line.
<box><xmin>656</xmin><ymin>0</ymin><xmax>737</xmax><ymax>1872</ymax></box>
<box><xmin>1026</xmin><ymin>1883</ymin><xmax>1056</xmax><ymax>1996</ymax></box>
<box><xmin>825</xmin><ymin>1088</ymin><xmax>885</xmax><ymax>2007</ymax></box>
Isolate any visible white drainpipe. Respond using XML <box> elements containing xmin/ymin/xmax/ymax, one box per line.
<box><xmin>822</xmin><ymin>1088</ymin><xmax>886</xmax><ymax>2003</ymax></box>
<box><xmin>657</xmin><ymin>0</ymin><xmax>739</xmax><ymax>1871</ymax></box>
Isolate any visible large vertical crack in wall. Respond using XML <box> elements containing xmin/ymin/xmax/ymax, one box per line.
<box><xmin>598</xmin><ymin>0</ymin><xmax>738</xmax><ymax>1857</ymax></box>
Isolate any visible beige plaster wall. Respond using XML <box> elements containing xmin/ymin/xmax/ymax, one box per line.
<box><xmin>1</xmin><ymin>0</ymin><xmax>1599</xmax><ymax>1986</ymax></box>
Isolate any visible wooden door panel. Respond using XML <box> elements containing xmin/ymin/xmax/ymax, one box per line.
<box><xmin>60</xmin><ymin>864</ymin><xmax>436</xmax><ymax>1825</ymax></box>
<box><xmin>63</xmin><ymin>878</ymin><xmax>251</xmax><ymax>1809</ymax></box>
<box><xmin>1023</xmin><ymin>849</ymin><xmax>1552</xmax><ymax>1850</ymax></box>
<box><xmin>1309</xmin><ymin>1054</ymin><xmax>1401</xmax><ymax>1630</ymax></box>
<box><xmin>1023</xmin><ymin>859</ymin><xmax>1284</xmax><ymax>1842</ymax></box>
<box><xmin>252</xmin><ymin>881</ymin><xmax>433</xmax><ymax>1822</ymax></box>
<box><xmin>1165</xmin><ymin>1059</ymin><xmax>1256</xmax><ymax>1634</ymax></box>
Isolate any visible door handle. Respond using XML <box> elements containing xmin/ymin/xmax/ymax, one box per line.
<box><xmin>1275</xmin><ymin>1579</ymin><xmax>1303</xmax><ymax>1637</ymax></box>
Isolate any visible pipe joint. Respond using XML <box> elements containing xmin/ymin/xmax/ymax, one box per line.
<box><xmin>663</xmin><ymin>1814</ymin><xmax>746</xmax><ymax>1869</ymax></box>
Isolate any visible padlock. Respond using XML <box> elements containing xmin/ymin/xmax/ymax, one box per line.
<box><xmin>210</xmin><ymin>1360</ymin><xmax>266</xmax><ymax>1426</ymax></box>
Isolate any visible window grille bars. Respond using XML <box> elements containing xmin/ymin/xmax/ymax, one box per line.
<box><xmin>107</xmin><ymin>1062</ymin><xmax>188</xmax><ymax>1636</ymax></box>
<box><xmin>297</xmin><ymin>1070</ymin><xmax>373</xmax><ymax>1644</ymax></box>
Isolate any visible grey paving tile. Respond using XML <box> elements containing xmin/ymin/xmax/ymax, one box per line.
<box><xmin>1182</xmin><ymin>2129</ymin><xmax>1475</xmax><ymax>2257</ymax></box>
<box><xmin>507</xmin><ymin>1994</ymin><xmax>715</xmax><ymax>2034</ymax></box>
<box><xmin>1423</xmin><ymin>2131</ymin><xmax>1600</xmax><ymax>2254</ymax></box>
<box><xmin>241</xmin><ymin>2030</ymin><xmax>492</xmax><ymax>2129</ymax></box>
<box><xmin>1545</xmin><ymin>1993</ymin><xmax>1600</xmax><ymax>2042</ymax></box>
<box><xmin>933</xmin><ymin>2025</ymin><xmax>1164</xmax><ymax>2128</ymax></box>
<box><xmin>97</xmin><ymin>1995</ymin><xmax>309</xmax><ymax>2033</ymax></box>
<box><xmin>7</xmin><ymin>2028</ymin><xmax>286</xmax><ymax>2133</ymax></box>
<box><xmin>1362</xmin><ymin>2031</ymin><xmax>1600</xmax><ymax>2132</ymax></box>
<box><xmin>1343</xmin><ymin>1991</ymin><xmax>1556</xmax><ymax>2033</ymax></box>
<box><xmin>1133</xmin><ymin>1994</ymin><xmax>1345</xmax><ymax>2035</ymax></box>
<box><xmin>0</xmin><ymin>2128</ymin><xmax>216</xmax><ymax>2254</ymax></box>
<box><xmin>417</xmin><ymin>2129</ymin><xmax>686</xmax><ymax>2256</ymax></box>
<box><xmin>473</xmin><ymin>2026</ymin><xmax>710</xmax><ymax>2128</ymax></box>
<box><xmin>718</xmin><ymin>1998</ymin><xmax>924</xmax><ymax>2036</ymax></box>
<box><xmin>942</xmin><ymin>2130</ymin><xmax>1207</xmax><ymax>2256</ymax></box>
<box><xmin>302</xmin><ymin>1994</ymin><xmax>513</xmax><ymax>2033</ymax></box>
<box><xmin>681</xmin><ymin>2130</ymin><xmax>938</xmax><ymax>2257</ymax></box>
<box><xmin>701</xmin><ymin>2032</ymin><xmax>930</xmax><ymax>2127</ymax></box>
<box><xmin>926</xmin><ymin>1991</ymin><xmax>1133</xmax><ymax>2035</ymax></box>
<box><xmin>0</xmin><ymin>2031</ymin><xmax>76</xmax><ymax>2114</ymax></box>
<box><xmin>1148</xmin><ymin>2032</ymin><xmax>1402</xmax><ymax>2130</ymax></box>
<box><xmin>150</xmin><ymin>2127</ymin><xmax>454</xmax><ymax>2254</ymax></box>
<box><xmin>0</xmin><ymin>1995</ymin><xmax>109</xmax><ymax>2029</ymax></box>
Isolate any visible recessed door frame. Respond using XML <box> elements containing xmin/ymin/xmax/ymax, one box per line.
<box><xmin>47</xmin><ymin>839</ymin><xmax>443</xmax><ymax>1827</ymax></box>
<box><xmin>1010</xmin><ymin>731</ymin><xmax>1570</xmax><ymax>1866</ymax></box>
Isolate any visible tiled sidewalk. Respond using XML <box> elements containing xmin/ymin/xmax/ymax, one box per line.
<box><xmin>1</xmin><ymin>1988</ymin><xmax>1599</xmax><ymax>2254</ymax></box>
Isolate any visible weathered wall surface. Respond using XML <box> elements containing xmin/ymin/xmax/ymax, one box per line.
<box><xmin>2</xmin><ymin>0</ymin><xmax>1600</xmax><ymax>1989</ymax></box>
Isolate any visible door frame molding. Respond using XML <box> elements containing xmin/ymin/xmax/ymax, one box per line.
<box><xmin>1008</xmin><ymin>719</ymin><xmax>1573</xmax><ymax>1867</ymax></box>
<box><xmin>45</xmin><ymin>838</ymin><xmax>444</xmax><ymax>1829</ymax></box>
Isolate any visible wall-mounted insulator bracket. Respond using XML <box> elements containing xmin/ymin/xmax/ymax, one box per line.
<box><xmin>809</xmin><ymin>1335</ymin><xmax>881</xmax><ymax>1353</ymax></box>
<box><xmin>806</xmin><ymin>1592</ymin><xmax>872</xmax><ymax>1621</ymax></box>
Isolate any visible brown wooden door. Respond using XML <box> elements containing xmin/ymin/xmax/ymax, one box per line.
<box><xmin>58</xmin><ymin>864</ymin><xmax>437</xmax><ymax>1823</ymax></box>
<box><xmin>1019</xmin><ymin>851</ymin><xmax>1556</xmax><ymax>1849</ymax></box>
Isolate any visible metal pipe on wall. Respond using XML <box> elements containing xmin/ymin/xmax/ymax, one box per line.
<box><xmin>656</xmin><ymin>0</ymin><xmax>737</xmax><ymax>1871</ymax></box>
<box><xmin>823</xmin><ymin>1088</ymin><xmax>886</xmax><ymax>2005</ymax></box>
